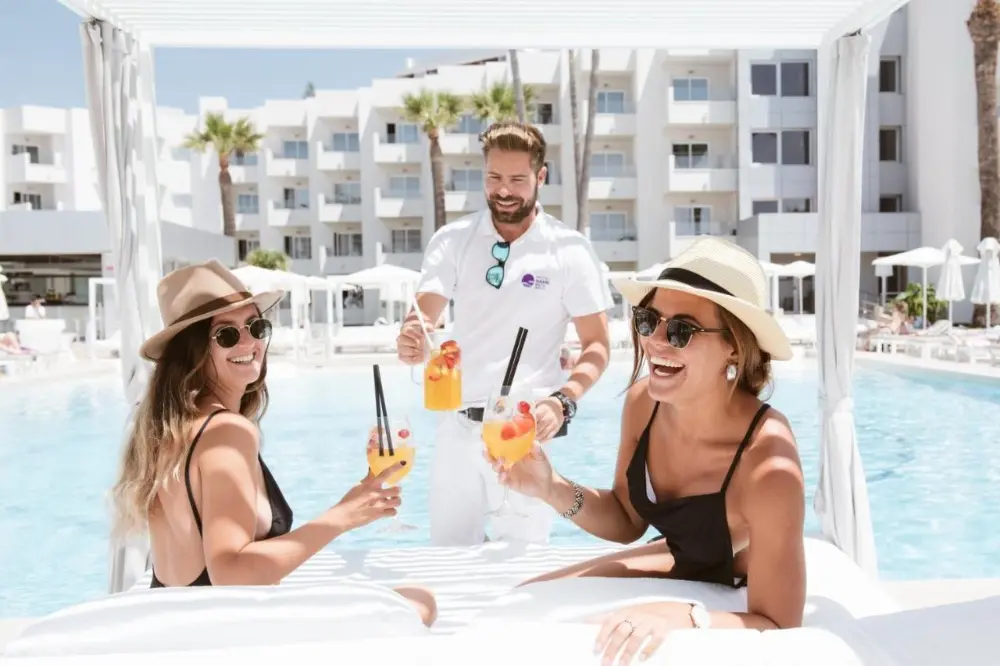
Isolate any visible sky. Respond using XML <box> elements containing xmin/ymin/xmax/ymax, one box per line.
<box><xmin>0</xmin><ymin>0</ymin><xmax>485</xmax><ymax>112</ymax></box>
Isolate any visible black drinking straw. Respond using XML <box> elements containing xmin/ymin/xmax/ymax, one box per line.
<box><xmin>500</xmin><ymin>327</ymin><xmax>528</xmax><ymax>397</ymax></box>
<box><xmin>373</xmin><ymin>364</ymin><xmax>394</xmax><ymax>456</ymax></box>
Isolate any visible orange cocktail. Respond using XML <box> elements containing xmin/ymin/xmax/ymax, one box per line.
<box><xmin>366</xmin><ymin>424</ymin><xmax>415</xmax><ymax>486</ymax></box>
<box><xmin>424</xmin><ymin>340</ymin><xmax>462</xmax><ymax>411</ymax></box>
<box><xmin>482</xmin><ymin>399</ymin><xmax>536</xmax><ymax>468</ymax></box>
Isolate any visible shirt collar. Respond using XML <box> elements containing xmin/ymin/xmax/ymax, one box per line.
<box><xmin>477</xmin><ymin>203</ymin><xmax>547</xmax><ymax>242</ymax></box>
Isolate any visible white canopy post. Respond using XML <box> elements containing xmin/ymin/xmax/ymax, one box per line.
<box><xmin>82</xmin><ymin>19</ymin><xmax>165</xmax><ymax>593</ymax></box>
<box><xmin>814</xmin><ymin>32</ymin><xmax>879</xmax><ymax>578</ymax></box>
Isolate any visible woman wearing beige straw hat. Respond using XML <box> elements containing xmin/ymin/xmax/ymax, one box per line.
<box><xmin>110</xmin><ymin>260</ymin><xmax>436</xmax><ymax>626</ymax></box>
<box><xmin>490</xmin><ymin>237</ymin><xmax>805</xmax><ymax>664</ymax></box>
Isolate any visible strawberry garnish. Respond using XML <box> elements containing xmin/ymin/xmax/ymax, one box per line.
<box><xmin>500</xmin><ymin>423</ymin><xmax>518</xmax><ymax>440</ymax></box>
<box><xmin>398</xmin><ymin>429</ymin><xmax>410</xmax><ymax>439</ymax></box>
<box><xmin>517</xmin><ymin>401</ymin><xmax>531</xmax><ymax>414</ymax></box>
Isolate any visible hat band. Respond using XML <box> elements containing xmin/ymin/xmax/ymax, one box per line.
<box><xmin>171</xmin><ymin>291</ymin><xmax>253</xmax><ymax>326</ymax></box>
<box><xmin>659</xmin><ymin>268</ymin><xmax>733</xmax><ymax>297</ymax></box>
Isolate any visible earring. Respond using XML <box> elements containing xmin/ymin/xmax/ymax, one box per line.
<box><xmin>725</xmin><ymin>363</ymin><xmax>738</xmax><ymax>381</ymax></box>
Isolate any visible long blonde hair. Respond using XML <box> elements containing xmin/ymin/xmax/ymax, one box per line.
<box><xmin>110</xmin><ymin>317</ymin><xmax>269</xmax><ymax>538</ymax></box>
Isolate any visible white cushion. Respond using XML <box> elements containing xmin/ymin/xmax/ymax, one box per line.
<box><xmin>3</xmin><ymin>582</ymin><xmax>428</xmax><ymax>658</ymax></box>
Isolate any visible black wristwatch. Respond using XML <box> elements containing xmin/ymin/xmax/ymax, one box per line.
<box><xmin>550</xmin><ymin>391</ymin><xmax>577</xmax><ymax>423</ymax></box>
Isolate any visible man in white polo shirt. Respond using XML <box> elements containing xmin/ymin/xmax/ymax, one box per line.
<box><xmin>396</xmin><ymin>122</ymin><xmax>613</xmax><ymax>546</ymax></box>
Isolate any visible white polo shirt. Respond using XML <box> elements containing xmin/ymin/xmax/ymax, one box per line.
<box><xmin>417</xmin><ymin>209</ymin><xmax>613</xmax><ymax>406</ymax></box>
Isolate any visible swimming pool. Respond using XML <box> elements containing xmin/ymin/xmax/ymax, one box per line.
<box><xmin>1</xmin><ymin>359</ymin><xmax>999</xmax><ymax>617</ymax></box>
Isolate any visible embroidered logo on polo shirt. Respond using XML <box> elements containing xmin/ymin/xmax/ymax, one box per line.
<box><xmin>521</xmin><ymin>273</ymin><xmax>549</xmax><ymax>290</ymax></box>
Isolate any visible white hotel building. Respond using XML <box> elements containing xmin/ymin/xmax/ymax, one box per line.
<box><xmin>0</xmin><ymin>0</ymin><xmax>986</xmax><ymax>322</ymax></box>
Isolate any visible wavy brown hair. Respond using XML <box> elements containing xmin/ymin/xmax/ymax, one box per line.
<box><xmin>626</xmin><ymin>289</ymin><xmax>773</xmax><ymax>398</ymax></box>
<box><xmin>110</xmin><ymin>315</ymin><xmax>270</xmax><ymax>537</ymax></box>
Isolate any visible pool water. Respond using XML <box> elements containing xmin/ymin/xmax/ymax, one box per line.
<box><xmin>1</xmin><ymin>360</ymin><xmax>999</xmax><ymax>617</ymax></box>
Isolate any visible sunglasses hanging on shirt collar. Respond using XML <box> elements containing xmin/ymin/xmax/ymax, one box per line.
<box><xmin>485</xmin><ymin>241</ymin><xmax>511</xmax><ymax>289</ymax></box>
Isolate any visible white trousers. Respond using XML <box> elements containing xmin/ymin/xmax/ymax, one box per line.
<box><xmin>428</xmin><ymin>412</ymin><xmax>555</xmax><ymax>546</ymax></box>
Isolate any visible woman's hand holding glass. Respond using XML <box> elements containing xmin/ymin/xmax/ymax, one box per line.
<box><xmin>485</xmin><ymin>436</ymin><xmax>555</xmax><ymax>502</ymax></box>
<box><xmin>328</xmin><ymin>464</ymin><xmax>404</xmax><ymax>532</ymax></box>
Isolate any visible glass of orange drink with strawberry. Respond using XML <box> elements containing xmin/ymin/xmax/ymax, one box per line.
<box><xmin>424</xmin><ymin>339</ymin><xmax>462</xmax><ymax>411</ymax></box>
<box><xmin>366</xmin><ymin>416</ymin><xmax>417</xmax><ymax>532</ymax></box>
<box><xmin>481</xmin><ymin>387</ymin><xmax>536</xmax><ymax>518</ymax></box>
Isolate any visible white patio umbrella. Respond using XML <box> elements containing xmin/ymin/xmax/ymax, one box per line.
<box><xmin>758</xmin><ymin>261</ymin><xmax>783</xmax><ymax>312</ymax></box>
<box><xmin>971</xmin><ymin>237</ymin><xmax>1000</xmax><ymax>327</ymax></box>
<box><xmin>935</xmin><ymin>239</ymin><xmax>968</xmax><ymax>324</ymax></box>
<box><xmin>776</xmin><ymin>260</ymin><xmax>816</xmax><ymax>313</ymax></box>
<box><xmin>871</xmin><ymin>246</ymin><xmax>976</xmax><ymax>329</ymax></box>
<box><xmin>82</xmin><ymin>19</ymin><xmax>165</xmax><ymax>593</ymax></box>
<box><xmin>813</xmin><ymin>33</ymin><xmax>878</xmax><ymax>579</ymax></box>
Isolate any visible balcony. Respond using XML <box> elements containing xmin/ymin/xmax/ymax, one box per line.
<box><xmin>590</xmin><ymin>241</ymin><xmax>639</xmax><ymax>263</ymax></box>
<box><xmin>736</xmin><ymin>212</ymin><xmax>921</xmax><ymax>256</ymax></box>
<box><xmin>374</xmin><ymin>139</ymin><xmax>423</xmax><ymax>164</ymax></box>
<box><xmin>665</xmin><ymin>156</ymin><xmax>738</xmax><ymax>192</ymax></box>
<box><xmin>667</xmin><ymin>96</ymin><xmax>737</xmax><ymax>126</ymax></box>
<box><xmin>672</xmin><ymin>219</ymin><xmax>730</xmax><ymax>238</ymax></box>
<box><xmin>228</xmin><ymin>164</ymin><xmax>258</xmax><ymax>183</ymax></box>
<box><xmin>266</xmin><ymin>157</ymin><xmax>309</xmax><ymax>178</ymax></box>
<box><xmin>588</xmin><ymin>105</ymin><xmax>637</xmax><ymax>136</ymax></box>
<box><xmin>382</xmin><ymin>252</ymin><xmax>424</xmax><ymax>271</ymax></box>
<box><xmin>267</xmin><ymin>202</ymin><xmax>313</xmax><ymax>227</ymax></box>
<box><xmin>539</xmin><ymin>183</ymin><xmax>563</xmax><ymax>207</ymax></box>
<box><xmin>536</xmin><ymin>122</ymin><xmax>562</xmax><ymax>145</ymax></box>
<box><xmin>318</xmin><ymin>198</ymin><xmax>363</xmax><ymax>223</ymax></box>
<box><xmin>375</xmin><ymin>187</ymin><xmax>424</xmax><ymax>218</ymax></box>
<box><xmin>444</xmin><ymin>189</ymin><xmax>485</xmax><ymax>213</ymax></box>
<box><xmin>234</xmin><ymin>212</ymin><xmax>263</xmax><ymax>231</ymax></box>
<box><xmin>5</xmin><ymin>106</ymin><xmax>66</xmax><ymax>134</ymax></box>
<box><xmin>588</xmin><ymin>169</ymin><xmax>637</xmax><ymax>199</ymax></box>
<box><xmin>6</xmin><ymin>153</ymin><xmax>67</xmax><ymax>184</ymax></box>
<box><xmin>316</xmin><ymin>146</ymin><xmax>362</xmax><ymax>171</ymax></box>
<box><xmin>322</xmin><ymin>254</ymin><xmax>365</xmax><ymax>275</ymax></box>
<box><xmin>439</xmin><ymin>134</ymin><xmax>480</xmax><ymax>155</ymax></box>
<box><xmin>314</xmin><ymin>91</ymin><xmax>359</xmax><ymax>118</ymax></box>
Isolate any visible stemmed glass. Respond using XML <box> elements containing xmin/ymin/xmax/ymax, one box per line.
<box><xmin>365</xmin><ymin>415</ymin><xmax>417</xmax><ymax>532</ymax></box>
<box><xmin>481</xmin><ymin>387</ymin><xmax>536</xmax><ymax>518</ymax></box>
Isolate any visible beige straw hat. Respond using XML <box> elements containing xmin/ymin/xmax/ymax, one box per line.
<box><xmin>612</xmin><ymin>237</ymin><xmax>792</xmax><ymax>361</ymax></box>
<box><xmin>139</xmin><ymin>259</ymin><xmax>283</xmax><ymax>361</ymax></box>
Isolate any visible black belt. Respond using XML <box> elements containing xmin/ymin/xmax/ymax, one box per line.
<box><xmin>458</xmin><ymin>407</ymin><xmax>568</xmax><ymax>438</ymax></box>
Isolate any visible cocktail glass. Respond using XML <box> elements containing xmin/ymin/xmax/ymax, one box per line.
<box><xmin>366</xmin><ymin>416</ymin><xmax>417</xmax><ymax>532</ymax></box>
<box><xmin>481</xmin><ymin>388</ymin><xmax>535</xmax><ymax>518</ymax></box>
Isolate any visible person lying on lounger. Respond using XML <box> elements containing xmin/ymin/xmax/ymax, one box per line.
<box><xmin>489</xmin><ymin>238</ymin><xmax>805</xmax><ymax>665</ymax></box>
<box><xmin>109</xmin><ymin>260</ymin><xmax>436</xmax><ymax>626</ymax></box>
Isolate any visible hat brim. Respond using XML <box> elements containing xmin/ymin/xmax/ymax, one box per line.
<box><xmin>139</xmin><ymin>290</ymin><xmax>285</xmax><ymax>362</ymax></box>
<box><xmin>612</xmin><ymin>277</ymin><xmax>793</xmax><ymax>361</ymax></box>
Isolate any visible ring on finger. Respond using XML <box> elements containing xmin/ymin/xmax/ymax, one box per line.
<box><xmin>618</xmin><ymin>619</ymin><xmax>635</xmax><ymax>635</ymax></box>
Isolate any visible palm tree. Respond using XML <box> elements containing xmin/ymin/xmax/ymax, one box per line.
<box><xmin>245</xmin><ymin>248</ymin><xmax>289</xmax><ymax>271</ymax></box>
<box><xmin>508</xmin><ymin>50</ymin><xmax>528</xmax><ymax>122</ymax></box>
<box><xmin>470</xmin><ymin>81</ymin><xmax>537</xmax><ymax>124</ymax></box>
<box><xmin>577</xmin><ymin>49</ymin><xmax>600</xmax><ymax>236</ymax></box>
<box><xmin>402</xmin><ymin>89</ymin><xmax>464</xmax><ymax>230</ymax></box>
<box><xmin>183</xmin><ymin>113</ymin><xmax>264</xmax><ymax>238</ymax></box>
<box><xmin>567</xmin><ymin>50</ymin><xmax>581</xmax><ymax>230</ymax></box>
<box><xmin>968</xmin><ymin>0</ymin><xmax>1000</xmax><ymax>324</ymax></box>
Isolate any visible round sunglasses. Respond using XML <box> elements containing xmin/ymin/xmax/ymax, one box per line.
<box><xmin>632</xmin><ymin>307</ymin><xmax>727</xmax><ymax>349</ymax></box>
<box><xmin>211</xmin><ymin>318</ymin><xmax>272</xmax><ymax>349</ymax></box>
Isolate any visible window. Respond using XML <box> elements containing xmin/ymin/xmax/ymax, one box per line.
<box><xmin>388</xmin><ymin>175</ymin><xmax>421</xmax><ymax>197</ymax></box>
<box><xmin>750</xmin><ymin>64</ymin><xmax>777</xmax><ymax>96</ymax></box>
<box><xmin>589</xmin><ymin>211</ymin><xmax>634</xmax><ymax>241</ymax></box>
<box><xmin>782</xmin><ymin>198</ymin><xmax>812</xmax><ymax>213</ymax></box>
<box><xmin>672</xmin><ymin>143</ymin><xmax>709</xmax><ymax>169</ymax></box>
<box><xmin>534</xmin><ymin>103</ymin><xmax>555</xmax><ymax>124</ymax></box>
<box><xmin>391</xmin><ymin>229</ymin><xmax>422</xmax><ymax>253</ymax></box>
<box><xmin>331</xmin><ymin>132</ymin><xmax>360</xmax><ymax>152</ymax></box>
<box><xmin>455</xmin><ymin>114</ymin><xmax>486</xmax><ymax>134</ymax></box>
<box><xmin>879</xmin><ymin>58</ymin><xmax>900</xmax><ymax>93</ymax></box>
<box><xmin>280</xmin><ymin>140</ymin><xmax>309</xmax><ymax>159</ymax></box>
<box><xmin>752</xmin><ymin>200</ymin><xmax>779</xmax><ymax>215</ymax></box>
<box><xmin>751</xmin><ymin>132</ymin><xmax>778</xmax><ymax>164</ymax></box>
<box><xmin>673</xmin><ymin>77</ymin><xmax>709</xmax><ymax>102</ymax></box>
<box><xmin>232</xmin><ymin>152</ymin><xmax>258</xmax><ymax>166</ymax></box>
<box><xmin>333</xmin><ymin>232</ymin><xmax>363</xmax><ymax>257</ymax></box>
<box><xmin>879</xmin><ymin>127</ymin><xmax>901</xmax><ymax>162</ymax></box>
<box><xmin>11</xmin><ymin>144</ymin><xmax>40</xmax><ymax>163</ymax></box>
<box><xmin>386</xmin><ymin>123</ymin><xmax>420</xmax><ymax>144</ymax></box>
<box><xmin>673</xmin><ymin>206</ymin><xmax>712</xmax><ymax>235</ymax></box>
<box><xmin>879</xmin><ymin>195</ymin><xmax>903</xmax><ymax>212</ymax></box>
<box><xmin>332</xmin><ymin>182</ymin><xmax>361</xmax><ymax>204</ymax></box>
<box><xmin>281</xmin><ymin>187</ymin><xmax>310</xmax><ymax>209</ymax></box>
<box><xmin>590</xmin><ymin>152</ymin><xmax>627</xmax><ymax>177</ymax></box>
<box><xmin>237</xmin><ymin>238</ymin><xmax>260</xmax><ymax>261</ymax></box>
<box><xmin>450</xmin><ymin>168</ymin><xmax>483</xmax><ymax>191</ymax></box>
<box><xmin>596</xmin><ymin>91</ymin><xmax>627</xmax><ymax>114</ymax></box>
<box><xmin>283</xmin><ymin>236</ymin><xmax>312</xmax><ymax>259</ymax></box>
<box><xmin>237</xmin><ymin>193</ymin><xmax>259</xmax><ymax>214</ymax></box>
<box><xmin>780</xmin><ymin>62</ymin><xmax>810</xmax><ymax>97</ymax></box>
<box><xmin>781</xmin><ymin>130</ymin><xmax>811</xmax><ymax>165</ymax></box>
<box><xmin>12</xmin><ymin>191</ymin><xmax>43</xmax><ymax>209</ymax></box>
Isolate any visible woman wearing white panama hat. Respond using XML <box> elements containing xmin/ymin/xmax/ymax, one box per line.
<box><xmin>110</xmin><ymin>260</ymin><xmax>436</xmax><ymax>626</ymax></box>
<box><xmin>489</xmin><ymin>237</ymin><xmax>805</xmax><ymax>664</ymax></box>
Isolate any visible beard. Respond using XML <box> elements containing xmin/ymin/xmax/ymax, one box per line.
<box><xmin>487</xmin><ymin>186</ymin><xmax>538</xmax><ymax>225</ymax></box>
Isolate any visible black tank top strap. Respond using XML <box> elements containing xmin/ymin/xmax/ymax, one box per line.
<box><xmin>640</xmin><ymin>401</ymin><xmax>660</xmax><ymax>444</ymax></box>
<box><xmin>183</xmin><ymin>409</ymin><xmax>229</xmax><ymax>535</ymax></box>
<box><xmin>720</xmin><ymin>403</ymin><xmax>771</xmax><ymax>493</ymax></box>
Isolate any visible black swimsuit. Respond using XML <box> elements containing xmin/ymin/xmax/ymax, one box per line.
<box><xmin>625</xmin><ymin>402</ymin><xmax>771</xmax><ymax>588</ymax></box>
<box><xmin>150</xmin><ymin>409</ymin><xmax>294</xmax><ymax>588</ymax></box>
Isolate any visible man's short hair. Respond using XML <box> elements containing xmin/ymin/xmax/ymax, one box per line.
<box><xmin>479</xmin><ymin>122</ymin><xmax>547</xmax><ymax>172</ymax></box>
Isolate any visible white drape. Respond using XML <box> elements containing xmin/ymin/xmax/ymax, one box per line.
<box><xmin>971</xmin><ymin>237</ymin><xmax>1000</xmax><ymax>327</ymax></box>
<box><xmin>936</xmin><ymin>239</ymin><xmax>967</xmax><ymax>323</ymax></box>
<box><xmin>82</xmin><ymin>19</ymin><xmax>165</xmax><ymax>594</ymax></box>
<box><xmin>814</xmin><ymin>33</ymin><xmax>879</xmax><ymax>579</ymax></box>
